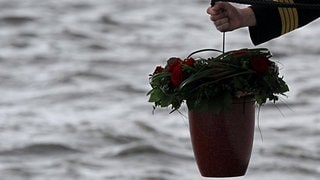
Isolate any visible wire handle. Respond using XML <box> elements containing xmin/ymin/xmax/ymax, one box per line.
<box><xmin>210</xmin><ymin>0</ymin><xmax>226</xmax><ymax>53</ymax></box>
<box><xmin>187</xmin><ymin>48</ymin><xmax>223</xmax><ymax>58</ymax></box>
<box><xmin>211</xmin><ymin>0</ymin><xmax>215</xmax><ymax>7</ymax></box>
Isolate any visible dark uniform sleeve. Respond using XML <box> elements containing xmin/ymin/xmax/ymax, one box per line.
<box><xmin>249</xmin><ymin>0</ymin><xmax>320</xmax><ymax>45</ymax></box>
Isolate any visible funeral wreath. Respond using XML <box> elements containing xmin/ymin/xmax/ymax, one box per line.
<box><xmin>147</xmin><ymin>48</ymin><xmax>289</xmax><ymax>113</ymax></box>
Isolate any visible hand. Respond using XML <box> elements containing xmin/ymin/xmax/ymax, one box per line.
<box><xmin>207</xmin><ymin>2</ymin><xmax>256</xmax><ymax>32</ymax></box>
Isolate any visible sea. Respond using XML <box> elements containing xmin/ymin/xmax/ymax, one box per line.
<box><xmin>0</xmin><ymin>0</ymin><xmax>319</xmax><ymax>180</ymax></box>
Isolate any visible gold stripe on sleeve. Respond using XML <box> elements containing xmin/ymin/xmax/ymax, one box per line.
<box><xmin>283</xmin><ymin>4</ymin><xmax>291</xmax><ymax>33</ymax></box>
<box><xmin>287</xmin><ymin>2</ymin><xmax>295</xmax><ymax>32</ymax></box>
<box><xmin>277</xmin><ymin>0</ymin><xmax>299</xmax><ymax>35</ymax></box>
<box><xmin>276</xmin><ymin>0</ymin><xmax>287</xmax><ymax>35</ymax></box>
<box><xmin>288</xmin><ymin>0</ymin><xmax>299</xmax><ymax>29</ymax></box>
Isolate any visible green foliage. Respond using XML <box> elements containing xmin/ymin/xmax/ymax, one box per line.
<box><xmin>147</xmin><ymin>48</ymin><xmax>289</xmax><ymax>113</ymax></box>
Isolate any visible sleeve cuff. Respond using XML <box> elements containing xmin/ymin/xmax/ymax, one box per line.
<box><xmin>248</xmin><ymin>6</ymin><xmax>282</xmax><ymax>45</ymax></box>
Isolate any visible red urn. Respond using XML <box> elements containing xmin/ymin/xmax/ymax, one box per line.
<box><xmin>188</xmin><ymin>97</ymin><xmax>255</xmax><ymax>177</ymax></box>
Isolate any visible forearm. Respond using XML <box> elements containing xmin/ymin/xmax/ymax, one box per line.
<box><xmin>249</xmin><ymin>0</ymin><xmax>320</xmax><ymax>45</ymax></box>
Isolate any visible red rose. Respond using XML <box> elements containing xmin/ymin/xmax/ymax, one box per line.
<box><xmin>183</xmin><ymin>57</ymin><xmax>195</xmax><ymax>66</ymax></box>
<box><xmin>167</xmin><ymin>57</ymin><xmax>182</xmax><ymax>72</ymax></box>
<box><xmin>153</xmin><ymin>66</ymin><xmax>164</xmax><ymax>74</ymax></box>
<box><xmin>170</xmin><ymin>63</ymin><xmax>185</xmax><ymax>87</ymax></box>
<box><xmin>250</xmin><ymin>56</ymin><xmax>271</xmax><ymax>74</ymax></box>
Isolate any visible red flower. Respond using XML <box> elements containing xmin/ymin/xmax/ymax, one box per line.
<box><xmin>250</xmin><ymin>56</ymin><xmax>271</xmax><ymax>74</ymax></box>
<box><xmin>153</xmin><ymin>66</ymin><xmax>164</xmax><ymax>74</ymax></box>
<box><xmin>170</xmin><ymin>63</ymin><xmax>184</xmax><ymax>87</ymax></box>
<box><xmin>165</xmin><ymin>57</ymin><xmax>185</xmax><ymax>87</ymax></box>
<box><xmin>183</xmin><ymin>57</ymin><xmax>195</xmax><ymax>66</ymax></box>
<box><xmin>167</xmin><ymin>57</ymin><xmax>182</xmax><ymax>72</ymax></box>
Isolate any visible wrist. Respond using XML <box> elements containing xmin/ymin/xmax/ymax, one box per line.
<box><xmin>239</xmin><ymin>7</ymin><xmax>256</xmax><ymax>27</ymax></box>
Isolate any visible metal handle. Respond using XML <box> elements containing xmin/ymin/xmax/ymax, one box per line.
<box><xmin>211</xmin><ymin>0</ymin><xmax>215</xmax><ymax>7</ymax></box>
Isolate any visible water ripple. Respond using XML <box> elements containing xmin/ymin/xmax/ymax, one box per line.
<box><xmin>0</xmin><ymin>14</ymin><xmax>36</xmax><ymax>25</ymax></box>
<box><xmin>0</xmin><ymin>143</ymin><xmax>81</xmax><ymax>156</ymax></box>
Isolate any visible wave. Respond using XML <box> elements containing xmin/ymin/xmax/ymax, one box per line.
<box><xmin>252</xmin><ymin>161</ymin><xmax>320</xmax><ymax>177</ymax></box>
<box><xmin>99</xmin><ymin>15</ymin><xmax>119</xmax><ymax>26</ymax></box>
<box><xmin>102</xmin><ymin>130</ymin><xmax>143</xmax><ymax>144</ymax></box>
<box><xmin>298</xmin><ymin>86</ymin><xmax>320</xmax><ymax>97</ymax></box>
<box><xmin>271</xmin><ymin>145</ymin><xmax>320</xmax><ymax>161</ymax></box>
<box><xmin>261</xmin><ymin>100</ymin><xmax>309</xmax><ymax>109</ymax></box>
<box><xmin>0</xmin><ymin>143</ymin><xmax>81</xmax><ymax>156</ymax></box>
<box><xmin>112</xmin><ymin>142</ymin><xmax>164</xmax><ymax>157</ymax></box>
<box><xmin>0</xmin><ymin>14</ymin><xmax>36</xmax><ymax>25</ymax></box>
<box><xmin>106</xmin><ymin>141</ymin><xmax>193</xmax><ymax>161</ymax></box>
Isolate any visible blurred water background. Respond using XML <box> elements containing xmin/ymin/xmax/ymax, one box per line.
<box><xmin>0</xmin><ymin>0</ymin><xmax>319</xmax><ymax>179</ymax></box>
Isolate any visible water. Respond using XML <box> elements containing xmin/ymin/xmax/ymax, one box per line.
<box><xmin>0</xmin><ymin>0</ymin><xmax>319</xmax><ymax>179</ymax></box>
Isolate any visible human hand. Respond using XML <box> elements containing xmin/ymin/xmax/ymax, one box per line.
<box><xmin>207</xmin><ymin>2</ymin><xmax>256</xmax><ymax>32</ymax></box>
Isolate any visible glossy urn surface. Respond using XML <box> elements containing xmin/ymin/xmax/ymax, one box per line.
<box><xmin>188</xmin><ymin>98</ymin><xmax>255</xmax><ymax>177</ymax></box>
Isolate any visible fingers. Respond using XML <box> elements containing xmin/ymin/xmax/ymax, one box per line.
<box><xmin>216</xmin><ymin>22</ymin><xmax>230</xmax><ymax>32</ymax></box>
<box><xmin>214</xmin><ymin>17</ymin><xmax>228</xmax><ymax>27</ymax></box>
<box><xmin>212</xmin><ymin>2</ymin><xmax>227</xmax><ymax>12</ymax></box>
<box><xmin>207</xmin><ymin>5</ymin><xmax>226</xmax><ymax>17</ymax></box>
<box><xmin>209</xmin><ymin>11</ymin><xmax>227</xmax><ymax>21</ymax></box>
<box><xmin>207</xmin><ymin>9</ymin><xmax>229</xmax><ymax>32</ymax></box>
<box><xmin>207</xmin><ymin>2</ymin><xmax>227</xmax><ymax>15</ymax></box>
<box><xmin>212</xmin><ymin>15</ymin><xmax>229</xmax><ymax>32</ymax></box>
<box><xmin>207</xmin><ymin>2</ymin><xmax>230</xmax><ymax>32</ymax></box>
